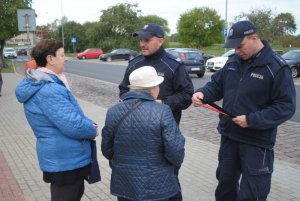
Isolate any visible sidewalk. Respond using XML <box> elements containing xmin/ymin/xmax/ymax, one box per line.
<box><xmin>0</xmin><ymin>73</ymin><xmax>300</xmax><ymax>201</ymax></box>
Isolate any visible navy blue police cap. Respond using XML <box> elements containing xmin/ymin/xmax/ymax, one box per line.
<box><xmin>224</xmin><ymin>21</ymin><xmax>257</xmax><ymax>48</ymax></box>
<box><xmin>133</xmin><ymin>23</ymin><xmax>164</xmax><ymax>39</ymax></box>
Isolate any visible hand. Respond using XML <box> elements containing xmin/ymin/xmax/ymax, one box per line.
<box><xmin>192</xmin><ymin>92</ymin><xmax>204</xmax><ymax>107</ymax></box>
<box><xmin>232</xmin><ymin>115</ymin><xmax>249</xmax><ymax>128</ymax></box>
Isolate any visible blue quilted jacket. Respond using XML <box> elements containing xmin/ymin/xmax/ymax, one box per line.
<box><xmin>101</xmin><ymin>91</ymin><xmax>185</xmax><ymax>201</ymax></box>
<box><xmin>15</xmin><ymin>69</ymin><xmax>97</xmax><ymax>172</ymax></box>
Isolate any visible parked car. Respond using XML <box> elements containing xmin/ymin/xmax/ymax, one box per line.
<box><xmin>168</xmin><ymin>49</ymin><xmax>205</xmax><ymax>78</ymax></box>
<box><xmin>181</xmin><ymin>48</ymin><xmax>214</xmax><ymax>63</ymax></box>
<box><xmin>281</xmin><ymin>49</ymin><xmax>300</xmax><ymax>78</ymax></box>
<box><xmin>205</xmin><ymin>49</ymin><xmax>235</xmax><ymax>72</ymax></box>
<box><xmin>99</xmin><ymin>48</ymin><xmax>138</xmax><ymax>62</ymax></box>
<box><xmin>3</xmin><ymin>48</ymin><xmax>17</xmax><ymax>59</ymax></box>
<box><xmin>17</xmin><ymin>48</ymin><xmax>28</xmax><ymax>56</ymax></box>
<box><xmin>77</xmin><ymin>48</ymin><xmax>103</xmax><ymax>59</ymax></box>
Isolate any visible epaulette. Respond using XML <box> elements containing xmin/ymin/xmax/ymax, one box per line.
<box><xmin>128</xmin><ymin>54</ymin><xmax>143</xmax><ymax>63</ymax></box>
<box><xmin>272</xmin><ymin>52</ymin><xmax>288</xmax><ymax>67</ymax></box>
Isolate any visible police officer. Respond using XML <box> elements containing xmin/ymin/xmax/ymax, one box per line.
<box><xmin>119</xmin><ymin>23</ymin><xmax>194</xmax><ymax>201</ymax></box>
<box><xmin>192</xmin><ymin>21</ymin><xmax>296</xmax><ymax>201</ymax></box>
<box><xmin>119</xmin><ymin>23</ymin><xmax>194</xmax><ymax>125</ymax></box>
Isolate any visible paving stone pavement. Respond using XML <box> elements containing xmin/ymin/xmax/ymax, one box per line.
<box><xmin>0</xmin><ymin>71</ymin><xmax>299</xmax><ymax>201</ymax></box>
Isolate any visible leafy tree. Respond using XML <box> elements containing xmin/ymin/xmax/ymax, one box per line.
<box><xmin>0</xmin><ymin>0</ymin><xmax>32</xmax><ymax>64</ymax></box>
<box><xmin>139</xmin><ymin>15</ymin><xmax>170</xmax><ymax>35</ymax></box>
<box><xmin>90</xmin><ymin>3</ymin><xmax>141</xmax><ymax>52</ymax></box>
<box><xmin>177</xmin><ymin>7</ymin><xmax>224</xmax><ymax>47</ymax></box>
<box><xmin>272</xmin><ymin>13</ymin><xmax>296</xmax><ymax>36</ymax></box>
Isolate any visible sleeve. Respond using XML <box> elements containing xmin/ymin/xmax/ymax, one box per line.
<box><xmin>101</xmin><ymin>110</ymin><xmax>114</xmax><ymax>160</ymax></box>
<box><xmin>118</xmin><ymin>66</ymin><xmax>131</xmax><ymax>98</ymax></box>
<box><xmin>162</xmin><ymin>63</ymin><xmax>194</xmax><ymax>111</ymax></box>
<box><xmin>195</xmin><ymin>69</ymin><xmax>225</xmax><ymax>102</ymax></box>
<box><xmin>247</xmin><ymin>67</ymin><xmax>296</xmax><ymax>129</ymax></box>
<box><xmin>37</xmin><ymin>85</ymin><xmax>97</xmax><ymax>139</ymax></box>
<box><xmin>161</xmin><ymin>106</ymin><xmax>185</xmax><ymax>167</ymax></box>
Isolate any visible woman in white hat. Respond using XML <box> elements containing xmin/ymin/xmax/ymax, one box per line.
<box><xmin>102</xmin><ymin>66</ymin><xmax>185</xmax><ymax>201</ymax></box>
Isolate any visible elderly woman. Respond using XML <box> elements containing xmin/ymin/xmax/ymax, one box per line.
<box><xmin>15</xmin><ymin>39</ymin><xmax>98</xmax><ymax>201</ymax></box>
<box><xmin>102</xmin><ymin>66</ymin><xmax>185</xmax><ymax>201</ymax></box>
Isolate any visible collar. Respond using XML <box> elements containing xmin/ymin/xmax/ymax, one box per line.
<box><xmin>144</xmin><ymin>46</ymin><xmax>166</xmax><ymax>61</ymax></box>
<box><xmin>121</xmin><ymin>91</ymin><xmax>154</xmax><ymax>102</ymax></box>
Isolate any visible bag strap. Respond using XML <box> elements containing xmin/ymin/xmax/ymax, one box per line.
<box><xmin>112</xmin><ymin>100</ymin><xmax>145</xmax><ymax>134</ymax></box>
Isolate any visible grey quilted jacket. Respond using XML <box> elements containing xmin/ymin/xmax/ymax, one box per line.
<box><xmin>101</xmin><ymin>91</ymin><xmax>185</xmax><ymax>201</ymax></box>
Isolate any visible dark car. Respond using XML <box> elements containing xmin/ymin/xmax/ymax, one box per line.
<box><xmin>77</xmin><ymin>48</ymin><xmax>104</xmax><ymax>59</ymax></box>
<box><xmin>99</xmin><ymin>48</ymin><xmax>138</xmax><ymax>62</ymax></box>
<box><xmin>168</xmin><ymin>49</ymin><xmax>205</xmax><ymax>78</ymax></box>
<box><xmin>281</xmin><ymin>50</ymin><xmax>300</xmax><ymax>78</ymax></box>
<box><xmin>17</xmin><ymin>48</ymin><xmax>28</xmax><ymax>56</ymax></box>
<box><xmin>181</xmin><ymin>48</ymin><xmax>214</xmax><ymax>63</ymax></box>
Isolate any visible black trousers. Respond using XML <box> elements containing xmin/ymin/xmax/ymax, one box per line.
<box><xmin>50</xmin><ymin>179</ymin><xmax>85</xmax><ymax>201</ymax></box>
<box><xmin>215</xmin><ymin>136</ymin><xmax>274</xmax><ymax>201</ymax></box>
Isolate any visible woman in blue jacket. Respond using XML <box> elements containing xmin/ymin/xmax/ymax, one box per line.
<box><xmin>102</xmin><ymin>66</ymin><xmax>185</xmax><ymax>201</ymax></box>
<box><xmin>15</xmin><ymin>39</ymin><xmax>98</xmax><ymax>201</ymax></box>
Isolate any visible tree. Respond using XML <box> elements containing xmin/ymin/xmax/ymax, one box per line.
<box><xmin>55</xmin><ymin>21</ymin><xmax>86</xmax><ymax>53</ymax></box>
<box><xmin>139</xmin><ymin>15</ymin><xmax>170</xmax><ymax>35</ymax></box>
<box><xmin>90</xmin><ymin>3</ymin><xmax>141</xmax><ymax>52</ymax></box>
<box><xmin>272</xmin><ymin>13</ymin><xmax>296</xmax><ymax>36</ymax></box>
<box><xmin>177</xmin><ymin>7</ymin><xmax>224</xmax><ymax>47</ymax></box>
<box><xmin>0</xmin><ymin>0</ymin><xmax>32</xmax><ymax>64</ymax></box>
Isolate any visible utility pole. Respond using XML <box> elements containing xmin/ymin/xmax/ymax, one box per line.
<box><xmin>224</xmin><ymin>0</ymin><xmax>228</xmax><ymax>53</ymax></box>
<box><xmin>61</xmin><ymin>0</ymin><xmax>65</xmax><ymax>47</ymax></box>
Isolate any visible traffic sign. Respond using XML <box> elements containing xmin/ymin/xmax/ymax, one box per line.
<box><xmin>223</xmin><ymin>29</ymin><xmax>228</xmax><ymax>37</ymax></box>
<box><xmin>71</xmin><ymin>37</ymin><xmax>77</xmax><ymax>43</ymax></box>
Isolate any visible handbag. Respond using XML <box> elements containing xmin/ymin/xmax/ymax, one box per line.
<box><xmin>85</xmin><ymin>140</ymin><xmax>101</xmax><ymax>184</ymax></box>
<box><xmin>109</xmin><ymin>100</ymin><xmax>145</xmax><ymax>168</ymax></box>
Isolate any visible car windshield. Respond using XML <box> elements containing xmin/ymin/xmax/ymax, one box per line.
<box><xmin>222</xmin><ymin>50</ymin><xmax>235</xmax><ymax>57</ymax></box>
<box><xmin>186</xmin><ymin>52</ymin><xmax>201</xmax><ymax>60</ymax></box>
<box><xmin>282</xmin><ymin>51</ymin><xmax>300</xmax><ymax>60</ymax></box>
<box><xmin>111</xmin><ymin>49</ymin><xmax>119</xmax><ymax>53</ymax></box>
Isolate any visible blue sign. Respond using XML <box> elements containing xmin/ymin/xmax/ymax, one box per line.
<box><xmin>71</xmin><ymin>37</ymin><xmax>77</xmax><ymax>43</ymax></box>
<box><xmin>223</xmin><ymin>29</ymin><xmax>228</xmax><ymax>37</ymax></box>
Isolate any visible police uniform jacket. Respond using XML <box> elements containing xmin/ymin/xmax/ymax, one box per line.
<box><xmin>196</xmin><ymin>41</ymin><xmax>296</xmax><ymax>148</ymax></box>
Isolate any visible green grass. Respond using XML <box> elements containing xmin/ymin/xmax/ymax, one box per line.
<box><xmin>1</xmin><ymin>59</ymin><xmax>14</xmax><ymax>73</ymax></box>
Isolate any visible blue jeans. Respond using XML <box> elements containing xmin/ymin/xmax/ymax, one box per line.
<box><xmin>215</xmin><ymin>136</ymin><xmax>274</xmax><ymax>201</ymax></box>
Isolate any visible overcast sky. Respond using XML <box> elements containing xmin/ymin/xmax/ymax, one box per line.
<box><xmin>32</xmin><ymin>0</ymin><xmax>300</xmax><ymax>35</ymax></box>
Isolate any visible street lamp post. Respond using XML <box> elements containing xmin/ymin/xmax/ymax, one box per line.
<box><xmin>61</xmin><ymin>0</ymin><xmax>65</xmax><ymax>47</ymax></box>
<box><xmin>224</xmin><ymin>0</ymin><xmax>228</xmax><ymax>53</ymax></box>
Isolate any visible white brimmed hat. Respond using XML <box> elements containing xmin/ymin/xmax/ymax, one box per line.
<box><xmin>129</xmin><ymin>66</ymin><xmax>164</xmax><ymax>89</ymax></box>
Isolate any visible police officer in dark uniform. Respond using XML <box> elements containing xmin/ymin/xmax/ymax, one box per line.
<box><xmin>119</xmin><ymin>23</ymin><xmax>194</xmax><ymax>201</ymax></box>
<box><xmin>119</xmin><ymin>23</ymin><xmax>194</xmax><ymax>125</ymax></box>
<box><xmin>192</xmin><ymin>21</ymin><xmax>296</xmax><ymax>201</ymax></box>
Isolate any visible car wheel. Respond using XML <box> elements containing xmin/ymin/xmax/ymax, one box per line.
<box><xmin>197</xmin><ymin>73</ymin><xmax>204</xmax><ymax>78</ymax></box>
<box><xmin>291</xmin><ymin>67</ymin><xmax>298</xmax><ymax>78</ymax></box>
<box><xmin>82</xmin><ymin>56</ymin><xmax>86</xmax><ymax>59</ymax></box>
<box><xmin>107</xmin><ymin>57</ymin><xmax>112</xmax><ymax>62</ymax></box>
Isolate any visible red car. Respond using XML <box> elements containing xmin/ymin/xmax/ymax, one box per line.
<box><xmin>77</xmin><ymin>48</ymin><xmax>104</xmax><ymax>59</ymax></box>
